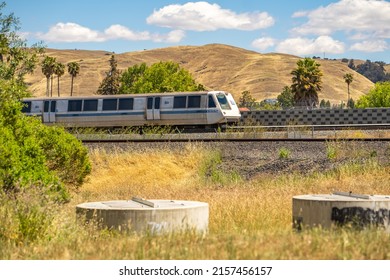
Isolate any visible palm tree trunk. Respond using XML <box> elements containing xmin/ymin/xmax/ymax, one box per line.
<box><xmin>50</xmin><ymin>75</ymin><xmax>54</xmax><ymax>97</ymax></box>
<box><xmin>57</xmin><ymin>76</ymin><xmax>60</xmax><ymax>97</ymax></box>
<box><xmin>46</xmin><ymin>77</ymin><xmax>50</xmax><ymax>97</ymax></box>
<box><xmin>70</xmin><ymin>76</ymin><xmax>74</xmax><ymax>96</ymax></box>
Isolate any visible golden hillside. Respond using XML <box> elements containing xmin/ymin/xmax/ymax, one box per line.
<box><xmin>25</xmin><ymin>44</ymin><xmax>374</xmax><ymax>104</ymax></box>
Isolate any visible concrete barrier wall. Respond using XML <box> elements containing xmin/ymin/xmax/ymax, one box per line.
<box><xmin>241</xmin><ymin>108</ymin><xmax>390</xmax><ymax>126</ymax></box>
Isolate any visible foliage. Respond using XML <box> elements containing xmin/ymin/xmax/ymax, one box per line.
<box><xmin>347</xmin><ymin>59</ymin><xmax>356</xmax><ymax>70</ymax></box>
<box><xmin>356</xmin><ymin>60</ymin><xmax>390</xmax><ymax>83</ymax></box>
<box><xmin>238</xmin><ymin>90</ymin><xmax>256</xmax><ymax>108</ymax></box>
<box><xmin>277</xmin><ymin>86</ymin><xmax>294</xmax><ymax>108</ymax></box>
<box><xmin>291</xmin><ymin>58</ymin><xmax>323</xmax><ymax>108</ymax></box>
<box><xmin>0</xmin><ymin>3</ymin><xmax>90</xmax><ymax>202</ymax></box>
<box><xmin>67</xmin><ymin>61</ymin><xmax>80</xmax><ymax>96</ymax></box>
<box><xmin>343</xmin><ymin>73</ymin><xmax>354</xmax><ymax>107</ymax></box>
<box><xmin>278</xmin><ymin>147</ymin><xmax>290</xmax><ymax>159</ymax></box>
<box><xmin>97</xmin><ymin>54</ymin><xmax>121</xmax><ymax>95</ymax></box>
<box><xmin>0</xmin><ymin>187</ymin><xmax>56</xmax><ymax>243</ymax></box>
<box><xmin>319</xmin><ymin>99</ymin><xmax>331</xmax><ymax>108</ymax></box>
<box><xmin>53</xmin><ymin>61</ymin><xmax>65</xmax><ymax>97</ymax></box>
<box><xmin>41</xmin><ymin>55</ymin><xmax>56</xmax><ymax>97</ymax></box>
<box><xmin>2</xmin><ymin>146</ymin><xmax>390</xmax><ymax>259</ymax></box>
<box><xmin>347</xmin><ymin>98</ymin><xmax>355</xmax><ymax>109</ymax></box>
<box><xmin>0</xmin><ymin>2</ymin><xmax>43</xmax><ymax>83</ymax></box>
<box><xmin>257</xmin><ymin>100</ymin><xmax>281</xmax><ymax>110</ymax></box>
<box><xmin>355</xmin><ymin>82</ymin><xmax>390</xmax><ymax>108</ymax></box>
<box><xmin>119</xmin><ymin>61</ymin><xmax>204</xmax><ymax>94</ymax></box>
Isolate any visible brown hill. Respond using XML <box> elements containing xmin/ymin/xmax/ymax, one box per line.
<box><xmin>25</xmin><ymin>44</ymin><xmax>374</xmax><ymax>104</ymax></box>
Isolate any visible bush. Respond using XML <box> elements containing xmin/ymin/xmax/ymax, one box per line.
<box><xmin>278</xmin><ymin>147</ymin><xmax>291</xmax><ymax>159</ymax></box>
<box><xmin>0</xmin><ymin>80</ymin><xmax>91</xmax><ymax>202</ymax></box>
<box><xmin>355</xmin><ymin>82</ymin><xmax>390</xmax><ymax>108</ymax></box>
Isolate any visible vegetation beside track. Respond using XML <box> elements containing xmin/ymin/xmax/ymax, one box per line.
<box><xmin>2</xmin><ymin>142</ymin><xmax>390</xmax><ymax>259</ymax></box>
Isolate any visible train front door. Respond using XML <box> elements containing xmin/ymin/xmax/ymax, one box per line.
<box><xmin>43</xmin><ymin>100</ymin><xmax>56</xmax><ymax>123</ymax></box>
<box><xmin>146</xmin><ymin>97</ymin><xmax>161</xmax><ymax>121</ymax></box>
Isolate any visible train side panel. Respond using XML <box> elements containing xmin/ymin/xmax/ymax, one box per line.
<box><xmin>21</xmin><ymin>91</ymin><xmax>241</xmax><ymax>128</ymax></box>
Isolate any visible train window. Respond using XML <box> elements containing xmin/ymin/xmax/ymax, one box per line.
<box><xmin>208</xmin><ymin>96</ymin><xmax>216</xmax><ymax>108</ymax></box>
<box><xmin>21</xmin><ymin>101</ymin><xmax>31</xmax><ymax>113</ymax></box>
<box><xmin>173</xmin><ymin>96</ymin><xmax>186</xmax><ymax>108</ymax></box>
<box><xmin>118</xmin><ymin>98</ymin><xmax>134</xmax><ymax>110</ymax></box>
<box><xmin>44</xmin><ymin>101</ymin><xmax>50</xmax><ymax>112</ymax></box>
<box><xmin>103</xmin><ymin>99</ymin><xmax>117</xmax><ymax>111</ymax></box>
<box><xmin>83</xmin><ymin>99</ymin><xmax>98</xmax><ymax>111</ymax></box>
<box><xmin>51</xmin><ymin>101</ymin><xmax>56</xmax><ymax>112</ymax></box>
<box><xmin>216</xmin><ymin>94</ymin><xmax>231</xmax><ymax>110</ymax></box>
<box><xmin>147</xmin><ymin>98</ymin><xmax>153</xmax><ymax>110</ymax></box>
<box><xmin>188</xmin><ymin>96</ymin><xmax>201</xmax><ymax>108</ymax></box>
<box><xmin>68</xmin><ymin>100</ymin><xmax>82</xmax><ymax>112</ymax></box>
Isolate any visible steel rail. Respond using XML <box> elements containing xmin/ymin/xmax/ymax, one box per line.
<box><xmin>80</xmin><ymin>137</ymin><xmax>390</xmax><ymax>143</ymax></box>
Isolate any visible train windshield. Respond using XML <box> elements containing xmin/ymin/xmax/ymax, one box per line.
<box><xmin>216</xmin><ymin>93</ymin><xmax>231</xmax><ymax>110</ymax></box>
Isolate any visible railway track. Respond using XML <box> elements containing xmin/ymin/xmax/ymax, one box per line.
<box><xmin>78</xmin><ymin>135</ymin><xmax>390</xmax><ymax>143</ymax></box>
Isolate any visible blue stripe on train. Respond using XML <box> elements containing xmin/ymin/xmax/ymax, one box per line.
<box><xmin>55</xmin><ymin>109</ymin><xmax>219</xmax><ymax>117</ymax></box>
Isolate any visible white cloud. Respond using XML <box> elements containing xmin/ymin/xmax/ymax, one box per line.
<box><xmin>37</xmin><ymin>22</ymin><xmax>105</xmax><ymax>42</ymax></box>
<box><xmin>146</xmin><ymin>1</ymin><xmax>274</xmax><ymax>31</ymax></box>
<box><xmin>350</xmin><ymin>40</ymin><xmax>389</xmax><ymax>52</ymax></box>
<box><xmin>104</xmin><ymin>25</ymin><xmax>150</xmax><ymax>41</ymax></box>
<box><xmin>276</xmin><ymin>36</ymin><xmax>345</xmax><ymax>56</ymax></box>
<box><xmin>151</xmin><ymin>30</ymin><xmax>186</xmax><ymax>43</ymax></box>
<box><xmin>36</xmin><ymin>22</ymin><xmax>184</xmax><ymax>43</ymax></box>
<box><xmin>251</xmin><ymin>37</ymin><xmax>276</xmax><ymax>51</ymax></box>
<box><xmin>292</xmin><ymin>0</ymin><xmax>390</xmax><ymax>39</ymax></box>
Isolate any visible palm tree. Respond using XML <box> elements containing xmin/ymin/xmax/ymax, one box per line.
<box><xmin>291</xmin><ymin>58</ymin><xmax>323</xmax><ymax>108</ymax></box>
<box><xmin>343</xmin><ymin>73</ymin><xmax>354</xmax><ymax>108</ymax></box>
<box><xmin>67</xmin><ymin>61</ymin><xmax>80</xmax><ymax>96</ymax></box>
<box><xmin>41</xmin><ymin>56</ymin><xmax>56</xmax><ymax>97</ymax></box>
<box><xmin>53</xmin><ymin>62</ymin><xmax>65</xmax><ymax>97</ymax></box>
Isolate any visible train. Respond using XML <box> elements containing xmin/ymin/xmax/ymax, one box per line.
<box><xmin>21</xmin><ymin>91</ymin><xmax>241</xmax><ymax>129</ymax></box>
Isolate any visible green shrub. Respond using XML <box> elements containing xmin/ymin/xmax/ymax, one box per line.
<box><xmin>326</xmin><ymin>144</ymin><xmax>338</xmax><ymax>160</ymax></box>
<box><xmin>0</xmin><ymin>80</ymin><xmax>91</xmax><ymax>202</ymax></box>
<box><xmin>278</xmin><ymin>147</ymin><xmax>291</xmax><ymax>159</ymax></box>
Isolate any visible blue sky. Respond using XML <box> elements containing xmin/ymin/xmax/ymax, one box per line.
<box><xmin>7</xmin><ymin>0</ymin><xmax>390</xmax><ymax>62</ymax></box>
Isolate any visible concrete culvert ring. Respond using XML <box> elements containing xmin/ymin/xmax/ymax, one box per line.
<box><xmin>293</xmin><ymin>192</ymin><xmax>390</xmax><ymax>231</ymax></box>
<box><xmin>76</xmin><ymin>197</ymin><xmax>209</xmax><ymax>234</ymax></box>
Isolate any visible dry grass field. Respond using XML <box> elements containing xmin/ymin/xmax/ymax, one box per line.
<box><xmin>1</xmin><ymin>142</ymin><xmax>390</xmax><ymax>260</ymax></box>
<box><xmin>24</xmin><ymin>44</ymin><xmax>374</xmax><ymax>104</ymax></box>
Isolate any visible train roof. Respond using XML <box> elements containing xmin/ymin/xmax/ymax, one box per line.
<box><xmin>23</xmin><ymin>91</ymin><xmax>230</xmax><ymax>101</ymax></box>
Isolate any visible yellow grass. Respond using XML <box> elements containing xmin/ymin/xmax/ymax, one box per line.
<box><xmin>2</xmin><ymin>143</ymin><xmax>390</xmax><ymax>260</ymax></box>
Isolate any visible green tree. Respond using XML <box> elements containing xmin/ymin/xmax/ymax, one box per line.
<box><xmin>291</xmin><ymin>58</ymin><xmax>323</xmax><ymax>108</ymax></box>
<box><xmin>343</xmin><ymin>73</ymin><xmax>354</xmax><ymax>107</ymax></box>
<box><xmin>0</xmin><ymin>2</ymin><xmax>44</xmax><ymax>83</ymax></box>
<box><xmin>97</xmin><ymin>54</ymin><xmax>121</xmax><ymax>95</ymax></box>
<box><xmin>238</xmin><ymin>90</ymin><xmax>256</xmax><ymax>108</ymax></box>
<box><xmin>355</xmin><ymin>82</ymin><xmax>390</xmax><ymax>108</ymax></box>
<box><xmin>0</xmin><ymin>2</ymin><xmax>90</xmax><ymax>202</ymax></box>
<box><xmin>53</xmin><ymin>62</ymin><xmax>65</xmax><ymax>97</ymax></box>
<box><xmin>347</xmin><ymin>98</ymin><xmax>355</xmax><ymax>109</ymax></box>
<box><xmin>356</xmin><ymin>60</ymin><xmax>390</xmax><ymax>83</ymax></box>
<box><xmin>119</xmin><ymin>61</ymin><xmax>204</xmax><ymax>94</ymax></box>
<box><xmin>120</xmin><ymin>62</ymin><xmax>147</xmax><ymax>93</ymax></box>
<box><xmin>67</xmin><ymin>61</ymin><xmax>80</xmax><ymax>96</ymax></box>
<box><xmin>41</xmin><ymin>56</ymin><xmax>56</xmax><ymax>97</ymax></box>
<box><xmin>277</xmin><ymin>86</ymin><xmax>294</xmax><ymax>108</ymax></box>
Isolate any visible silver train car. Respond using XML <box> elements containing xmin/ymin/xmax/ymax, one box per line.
<box><xmin>21</xmin><ymin>91</ymin><xmax>241</xmax><ymax>128</ymax></box>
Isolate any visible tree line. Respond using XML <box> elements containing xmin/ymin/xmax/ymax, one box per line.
<box><xmin>41</xmin><ymin>56</ymin><xmax>80</xmax><ymax>97</ymax></box>
<box><xmin>239</xmin><ymin>57</ymin><xmax>390</xmax><ymax>110</ymax></box>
